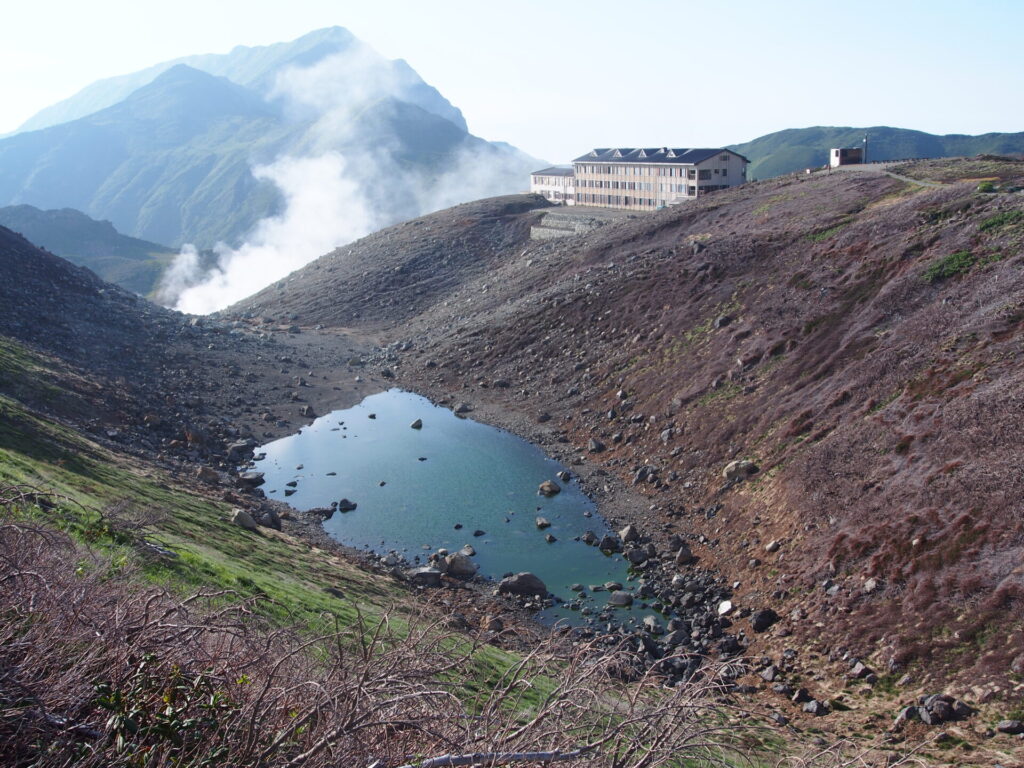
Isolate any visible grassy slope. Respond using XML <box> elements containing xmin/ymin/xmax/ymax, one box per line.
<box><xmin>0</xmin><ymin>334</ymin><xmax>533</xmax><ymax>719</ymax></box>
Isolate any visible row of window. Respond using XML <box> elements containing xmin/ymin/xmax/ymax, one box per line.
<box><xmin>576</xmin><ymin>157</ymin><xmax>732</xmax><ymax>176</ymax></box>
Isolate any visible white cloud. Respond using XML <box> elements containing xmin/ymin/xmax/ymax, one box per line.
<box><xmin>171</xmin><ymin>152</ymin><xmax>377</xmax><ymax>314</ymax></box>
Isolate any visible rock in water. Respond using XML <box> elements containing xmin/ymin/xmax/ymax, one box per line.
<box><xmin>538</xmin><ymin>480</ymin><xmax>561</xmax><ymax>496</ymax></box>
<box><xmin>608</xmin><ymin>591</ymin><xmax>633</xmax><ymax>607</ymax></box>
<box><xmin>337</xmin><ymin>498</ymin><xmax>357</xmax><ymax>512</ymax></box>
<box><xmin>535</xmin><ymin>516</ymin><xmax>552</xmax><ymax>529</ymax></box>
<box><xmin>410</xmin><ymin>418</ymin><xmax>423</xmax><ymax>429</ymax></box>
<box><xmin>498</xmin><ymin>572</ymin><xmax>547</xmax><ymax>597</ymax></box>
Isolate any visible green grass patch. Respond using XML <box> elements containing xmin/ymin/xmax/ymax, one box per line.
<box><xmin>979</xmin><ymin>209</ymin><xmax>1024</xmax><ymax>231</ymax></box>
<box><xmin>923</xmin><ymin>250</ymin><xmax>975</xmax><ymax>283</ymax></box>
<box><xmin>805</xmin><ymin>220</ymin><xmax>850</xmax><ymax>243</ymax></box>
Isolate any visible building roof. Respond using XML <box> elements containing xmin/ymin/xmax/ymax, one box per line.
<box><xmin>572</xmin><ymin>147</ymin><xmax>750</xmax><ymax>165</ymax></box>
<box><xmin>530</xmin><ymin>166</ymin><xmax>575</xmax><ymax>176</ymax></box>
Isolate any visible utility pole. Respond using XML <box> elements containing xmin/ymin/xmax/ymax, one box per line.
<box><xmin>863</xmin><ymin>132</ymin><xmax>869</xmax><ymax>164</ymax></box>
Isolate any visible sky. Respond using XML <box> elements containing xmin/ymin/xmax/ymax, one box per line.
<box><xmin>3</xmin><ymin>0</ymin><xmax>1023</xmax><ymax>162</ymax></box>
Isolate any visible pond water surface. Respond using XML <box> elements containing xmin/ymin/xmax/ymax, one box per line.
<box><xmin>252</xmin><ymin>389</ymin><xmax>632</xmax><ymax>622</ymax></box>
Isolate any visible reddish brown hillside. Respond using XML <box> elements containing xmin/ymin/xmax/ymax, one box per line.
<box><xmin>236</xmin><ymin>160</ymin><xmax>1024</xmax><ymax>695</ymax></box>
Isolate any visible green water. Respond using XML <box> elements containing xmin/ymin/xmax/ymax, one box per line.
<box><xmin>253</xmin><ymin>389</ymin><xmax>631</xmax><ymax>622</ymax></box>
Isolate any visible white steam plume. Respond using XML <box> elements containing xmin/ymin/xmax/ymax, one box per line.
<box><xmin>159</xmin><ymin>46</ymin><xmax>532</xmax><ymax>315</ymax></box>
<box><xmin>171</xmin><ymin>152</ymin><xmax>376</xmax><ymax>315</ymax></box>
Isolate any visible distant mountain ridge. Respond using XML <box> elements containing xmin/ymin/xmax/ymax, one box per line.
<box><xmin>0</xmin><ymin>29</ymin><xmax>537</xmax><ymax>250</ymax></box>
<box><xmin>0</xmin><ymin>204</ymin><xmax>177</xmax><ymax>296</ymax></box>
<box><xmin>729</xmin><ymin>125</ymin><xmax>1024</xmax><ymax>179</ymax></box>
<box><xmin>17</xmin><ymin>27</ymin><xmax>467</xmax><ymax>133</ymax></box>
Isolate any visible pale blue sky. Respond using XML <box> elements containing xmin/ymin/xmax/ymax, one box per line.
<box><xmin>4</xmin><ymin>0</ymin><xmax>1022</xmax><ymax>161</ymax></box>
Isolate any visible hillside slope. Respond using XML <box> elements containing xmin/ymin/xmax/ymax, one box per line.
<box><xmin>730</xmin><ymin>126</ymin><xmax>1024</xmax><ymax>179</ymax></box>
<box><xmin>0</xmin><ymin>204</ymin><xmax>176</xmax><ymax>295</ymax></box>
<box><xmin>235</xmin><ymin>158</ymin><xmax>1024</xmax><ymax>698</ymax></box>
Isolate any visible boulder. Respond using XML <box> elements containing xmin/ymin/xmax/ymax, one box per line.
<box><xmin>722</xmin><ymin>459</ymin><xmax>759</xmax><ymax>482</ymax></box>
<box><xmin>231</xmin><ymin>509</ymin><xmax>259</xmax><ymax>531</ymax></box>
<box><xmin>196</xmin><ymin>466</ymin><xmax>219</xmax><ymax>484</ymax></box>
<box><xmin>643</xmin><ymin>616</ymin><xmax>664</xmax><ymax>635</ymax></box>
<box><xmin>625</xmin><ymin>548</ymin><xmax>648</xmax><ymax>565</ymax></box>
<box><xmin>996</xmin><ymin>720</ymin><xmax>1024</xmax><ymax>735</ymax></box>
<box><xmin>337</xmin><ymin>498</ymin><xmax>357</xmax><ymax>512</ymax></box>
<box><xmin>407</xmin><ymin>567</ymin><xmax>443</xmax><ymax>587</ymax></box>
<box><xmin>608</xmin><ymin>590</ymin><xmax>633</xmax><ymax>607</ymax></box>
<box><xmin>750</xmin><ymin>608</ymin><xmax>779</xmax><ymax>633</ymax></box>
<box><xmin>258</xmin><ymin>509</ymin><xmax>282</xmax><ymax>530</ymax></box>
<box><xmin>619</xmin><ymin>524</ymin><xmax>640</xmax><ymax>543</ymax></box>
<box><xmin>410</xmin><ymin>418</ymin><xmax>423</xmax><ymax>429</ymax></box>
<box><xmin>803</xmin><ymin>699</ymin><xmax>829</xmax><ymax>716</ymax></box>
<box><xmin>454</xmin><ymin>402</ymin><xmax>473</xmax><ymax>414</ymax></box>
<box><xmin>226</xmin><ymin>439</ymin><xmax>257</xmax><ymax>461</ymax></box>
<box><xmin>498</xmin><ymin>572</ymin><xmax>547</xmax><ymax>597</ymax></box>
<box><xmin>588</xmin><ymin>438</ymin><xmax>606</xmax><ymax>453</ymax></box>
<box><xmin>300</xmin><ymin>404</ymin><xmax>316</xmax><ymax>418</ymax></box>
<box><xmin>535</xmin><ymin>516</ymin><xmax>552</xmax><ymax>529</ymax></box>
<box><xmin>444</xmin><ymin>553</ymin><xmax>479</xmax><ymax>578</ymax></box>
<box><xmin>237</xmin><ymin>471</ymin><xmax>265</xmax><ymax>487</ymax></box>
<box><xmin>538</xmin><ymin>480</ymin><xmax>561</xmax><ymax>496</ymax></box>
<box><xmin>597</xmin><ymin>534</ymin><xmax>621</xmax><ymax>552</ymax></box>
<box><xmin>675</xmin><ymin>544</ymin><xmax>695</xmax><ymax>566</ymax></box>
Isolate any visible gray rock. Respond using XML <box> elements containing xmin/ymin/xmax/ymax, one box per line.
<box><xmin>760</xmin><ymin>665</ymin><xmax>780</xmax><ymax>682</ymax></box>
<box><xmin>237</xmin><ymin>471</ymin><xmax>265</xmax><ymax>487</ymax></box>
<box><xmin>231</xmin><ymin>509</ymin><xmax>259</xmax><ymax>531</ymax></box>
<box><xmin>588</xmin><ymin>438</ymin><xmax>606</xmax><ymax>453</ymax></box>
<box><xmin>803</xmin><ymin>700</ymin><xmax>828</xmax><ymax>716</ymax></box>
<box><xmin>750</xmin><ymin>609</ymin><xmax>779</xmax><ymax>632</ymax></box>
<box><xmin>410</xmin><ymin>418</ymin><xmax>423</xmax><ymax>429</ymax></box>
<box><xmin>996</xmin><ymin>720</ymin><xmax>1024</xmax><ymax>735</ymax></box>
<box><xmin>625</xmin><ymin>548</ymin><xmax>648</xmax><ymax>565</ymax></box>
<box><xmin>722</xmin><ymin>459</ymin><xmax>759</xmax><ymax>482</ymax></box>
<box><xmin>535</xmin><ymin>516</ymin><xmax>552</xmax><ymax>529</ymax></box>
<box><xmin>608</xmin><ymin>590</ymin><xmax>634</xmax><ymax>607</ymax></box>
<box><xmin>454</xmin><ymin>402</ymin><xmax>473</xmax><ymax>414</ymax></box>
<box><xmin>407</xmin><ymin>567</ymin><xmax>442</xmax><ymax>587</ymax></box>
<box><xmin>643</xmin><ymin>616</ymin><xmax>664</xmax><ymax>634</ymax></box>
<box><xmin>581</xmin><ymin>530</ymin><xmax>598</xmax><ymax>545</ymax></box>
<box><xmin>498</xmin><ymin>572</ymin><xmax>548</xmax><ymax>597</ymax></box>
<box><xmin>226</xmin><ymin>439</ymin><xmax>257</xmax><ymax>461</ymax></box>
<box><xmin>337</xmin><ymin>498</ymin><xmax>357</xmax><ymax>512</ymax></box>
<box><xmin>538</xmin><ymin>480</ymin><xmax>561</xmax><ymax>496</ymax></box>
<box><xmin>619</xmin><ymin>524</ymin><xmax>640</xmax><ymax>543</ymax></box>
<box><xmin>675</xmin><ymin>544</ymin><xmax>695</xmax><ymax>565</ymax></box>
<box><xmin>598</xmin><ymin>534</ymin><xmax>621</xmax><ymax>552</ymax></box>
<box><xmin>258</xmin><ymin>509</ymin><xmax>281</xmax><ymax>530</ymax></box>
<box><xmin>445</xmin><ymin>553</ymin><xmax>479</xmax><ymax>578</ymax></box>
<box><xmin>300</xmin><ymin>404</ymin><xmax>316</xmax><ymax>418</ymax></box>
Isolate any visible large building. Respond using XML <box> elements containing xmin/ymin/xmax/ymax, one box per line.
<box><xmin>571</xmin><ymin>147</ymin><xmax>749</xmax><ymax>211</ymax></box>
<box><xmin>529</xmin><ymin>166</ymin><xmax>576</xmax><ymax>205</ymax></box>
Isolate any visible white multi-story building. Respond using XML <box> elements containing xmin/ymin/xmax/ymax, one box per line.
<box><xmin>529</xmin><ymin>166</ymin><xmax>576</xmax><ymax>205</ymax></box>
<box><xmin>571</xmin><ymin>148</ymin><xmax>749</xmax><ymax>211</ymax></box>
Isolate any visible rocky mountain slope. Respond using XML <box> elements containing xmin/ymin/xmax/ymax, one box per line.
<box><xmin>0</xmin><ymin>204</ymin><xmax>176</xmax><ymax>295</ymax></box>
<box><xmin>730</xmin><ymin>126</ymin><xmax>1024</xmax><ymax>179</ymax></box>
<box><xmin>233</xmin><ymin>157</ymin><xmax>1024</xmax><ymax>704</ymax></box>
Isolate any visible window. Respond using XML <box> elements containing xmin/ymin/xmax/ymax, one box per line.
<box><xmin>714</xmin><ymin>169</ymin><xmax>720</xmax><ymax>175</ymax></box>
<box><xmin>722</xmin><ymin>168</ymin><xmax>728</xmax><ymax>177</ymax></box>
<box><xmin>721</xmin><ymin>154</ymin><xmax>730</xmax><ymax>161</ymax></box>
<box><xmin>698</xmin><ymin>169</ymin><xmax>711</xmax><ymax>180</ymax></box>
<box><xmin>687</xmin><ymin>169</ymin><xmax>696</xmax><ymax>179</ymax></box>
